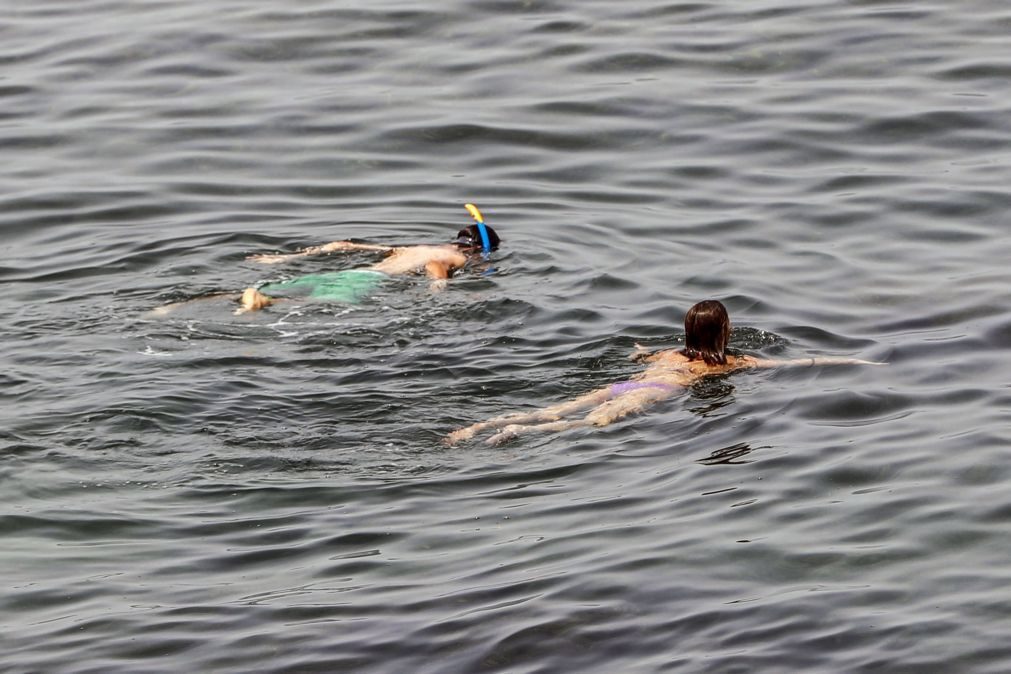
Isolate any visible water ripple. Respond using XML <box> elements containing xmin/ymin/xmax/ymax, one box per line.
<box><xmin>3</xmin><ymin>0</ymin><xmax>1011</xmax><ymax>671</ymax></box>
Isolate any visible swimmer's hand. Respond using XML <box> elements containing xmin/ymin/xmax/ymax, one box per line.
<box><xmin>444</xmin><ymin>426</ymin><xmax>478</xmax><ymax>446</ymax></box>
<box><xmin>629</xmin><ymin>343</ymin><xmax>651</xmax><ymax>362</ymax></box>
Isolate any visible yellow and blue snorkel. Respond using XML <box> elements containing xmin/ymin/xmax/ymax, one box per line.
<box><xmin>464</xmin><ymin>203</ymin><xmax>493</xmax><ymax>257</ymax></box>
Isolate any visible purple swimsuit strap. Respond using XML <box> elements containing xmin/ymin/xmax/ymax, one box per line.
<box><xmin>610</xmin><ymin>380</ymin><xmax>677</xmax><ymax>397</ymax></box>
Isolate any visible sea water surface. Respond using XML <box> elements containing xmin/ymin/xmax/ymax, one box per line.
<box><xmin>2</xmin><ymin>1</ymin><xmax>1010</xmax><ymax>672</ymax></box>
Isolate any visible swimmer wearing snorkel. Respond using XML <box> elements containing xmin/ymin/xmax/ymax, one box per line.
<box><xmin>445</xmin><ymin>299</ymin><xmax>882</xmax><ymax>446</ymax></box>
<box><xmin>151</xmin><ymin>204</ymin><xmax>500</xmax><ymax>316</ymax></box>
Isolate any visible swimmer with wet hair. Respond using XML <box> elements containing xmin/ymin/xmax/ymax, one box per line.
<box><xmin>445</xmin><ymin>299</ymin><xmax>881</xmax><ymax>446</ymax></box>
<box><xmin>152</xmin><ymin>204</ymin><xmax>500</xmax><ymax>316</ymax></box>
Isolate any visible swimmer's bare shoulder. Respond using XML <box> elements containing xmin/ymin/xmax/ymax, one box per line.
<box><xmin>636</xmin><ymin>351</ymin><xmax>758</xmax><ymax>379</ymax></box>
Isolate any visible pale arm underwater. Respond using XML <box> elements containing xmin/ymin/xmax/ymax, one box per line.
<box><xmin>629</xmin><ymin>345</ymin><xmax>884</xmax><ymax>369</ymax></box>
<box><xmin>745</xmin><ymin>356</ymin><xmax>886</xmax><ymax>368</ymax></box>
<box><xmin>247</xmin><ymin>240</ymin><xmax>393</xmax><ymax>264</ymax></box>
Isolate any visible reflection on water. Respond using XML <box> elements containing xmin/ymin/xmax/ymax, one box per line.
<box><xmin>697</xmin><ymin>442</ymin><xmax>759</xmax><ymax>466</ymax></box>
<box><xmin>687</xmin><ymin>377</ymin><xmax>739</xmax><ymax>415</ymax></box>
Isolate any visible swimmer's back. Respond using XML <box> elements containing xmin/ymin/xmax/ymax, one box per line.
<box><xmin>370</xmin><ymin>245</ymin><xmax>467</xmax><ymax>275</ymax></box>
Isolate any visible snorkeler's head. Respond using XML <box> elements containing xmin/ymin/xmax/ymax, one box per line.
<box><xmin>454</xmin><ymin>223</ymin><xmax>501</xmax><ymax>252</ymax></box>
<box><xmin>683</xmin><ymin>300</ymin><xmax>731</xmax><ymax>366</ymax></box>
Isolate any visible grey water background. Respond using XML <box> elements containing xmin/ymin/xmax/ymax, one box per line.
<box><xmin>1</xmin><ymin>0</ymin><xmax>1009</xmax><ymax>671</ymax></box>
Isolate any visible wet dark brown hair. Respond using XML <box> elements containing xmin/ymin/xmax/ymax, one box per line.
<box><xmin>682</xmin><ymin>299</ymin><xmax>730</xmax><ymax>365</ymax></box>
<box><xmin>454</xmin><ymin>224</ymin><xmax>501</xmax><ymax>251</ymax></box>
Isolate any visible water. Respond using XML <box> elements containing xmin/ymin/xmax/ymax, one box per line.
<box><xmin>2</xmin><ymin>1</ymin><xmax>1010</xmax><ymax>671</ymax></box>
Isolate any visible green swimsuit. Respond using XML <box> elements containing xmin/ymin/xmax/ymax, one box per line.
<box><xmin>258</xmin><ymin>269</ymin><xmax>386</xmax><ymax>304</ymax></box>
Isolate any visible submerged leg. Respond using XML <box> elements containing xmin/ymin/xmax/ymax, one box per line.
<box><xmin>484</xmin><ymin>388</ymin><xmax>678</xmax><ymax>445</ymax></box>
<box><xmin>444</xmin><ymin>387</ymin><xmax>612</xmax><ymax>446</ymax></box>
<box><xmin>486</xmin><ymin>419</ymin><xmax>593</xmax><ymax>445</ymax></box>
<box><xmin>145</xmin><ymin>292</ymin><xmax>239</xmax><ymax>317</ymax></box>
<box><xmin>583</xmin><ymin>388</ymin><xmax>674</xmax><ymax>426</ymax></box>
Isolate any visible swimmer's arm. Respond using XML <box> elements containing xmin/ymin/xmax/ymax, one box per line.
<box><xmin>744</xmin><ymin>356</ymin><xmax>886</xmax><ymax>369</ymax></box>
<box><xmin>247</xmin><ymin>241</ymin><xmax>394</xmax><ymax>264</ymax></box>
<box><xmin>426</xmin><ymin>260</ymin><xmax>453</xmax><ymax>291</ymax></box>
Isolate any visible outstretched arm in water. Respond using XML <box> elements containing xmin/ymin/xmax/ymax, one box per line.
<box><xmin>248</xmin><ymin>241</ymin><xmax>394</xmax><ymax>264</ymax></box>
<box><xmin>630</xmin><ymin>345</ymin><xmax>882</xmax><ymax>369</ymax></box>
<box><xmin>744</xmin><ymin>356</ymin><xmax>885</xmax><ymax>369</ymax></box>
